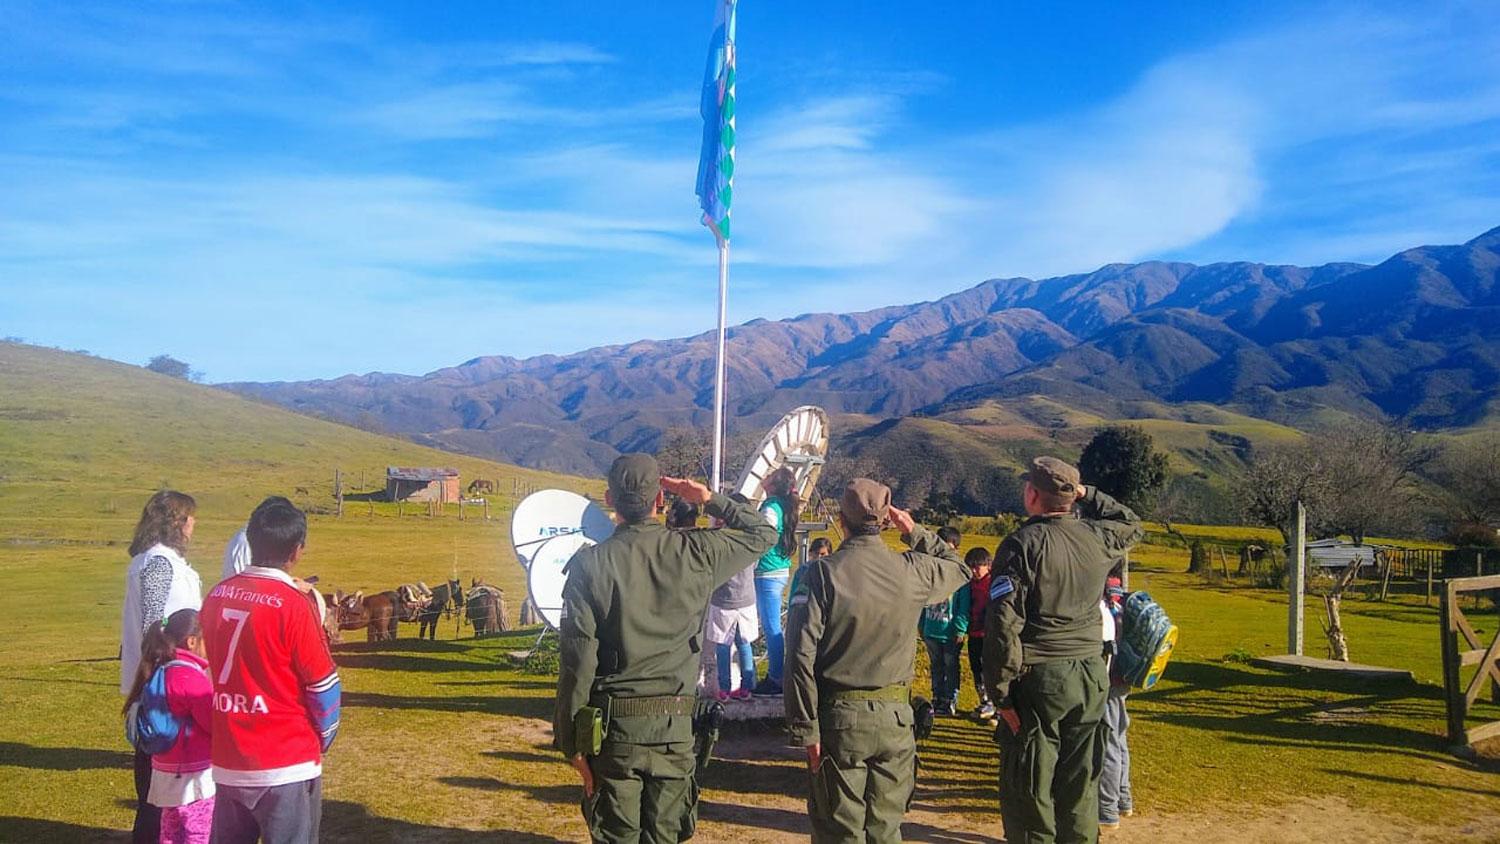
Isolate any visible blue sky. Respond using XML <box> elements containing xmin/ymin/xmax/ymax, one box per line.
<box><xmin>3</xmin><ymin>1</ymin><xmax>1499</xmax><ymax>382</ymax></box>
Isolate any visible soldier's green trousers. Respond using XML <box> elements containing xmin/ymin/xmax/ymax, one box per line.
<box><xmin>583</xmin><ymin>740</ymin><xmax>698</xmax><ymax>844</ymax></box>
<box><xmin>997</xmin><ymin>656</ymin><xmax>1108</xmax><ymax>844</ymax></box>
<box><xmin>808</xmin><ymin>700</ymin><xmax>915</xmax><ymax>843</ymax></box>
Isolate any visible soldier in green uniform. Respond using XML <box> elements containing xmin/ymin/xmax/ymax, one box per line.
<box><xmin>784</xmin><ymin>478</ymin><xmax>971</xmax><ymax>843</ymax></box>
<box><xmin>554</xmin><ymin>454</ymin><xmax>778</xmax><ymax>843</ymax></box>
<box><xmin>983</xmin><ymin>457</ymin><xmax>1142</xmax><ymax>844</ymax></box>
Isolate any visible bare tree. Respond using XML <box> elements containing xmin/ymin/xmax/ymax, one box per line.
<box><xmin>1316</xmin><ymin>421</ymin><xmax>1432</xmax><ymax>544</ymax></box>
<box><xmin>1429</xmin><ymin>432</ymin><xmax>1500</xmax><ymax>529</ymax></box>
<box><xmin>654</xmin><ymin>427</ymin><xmax>712</xmax><ymax>481</ymax></box>
<box><xmin>1234</xmin><ymin>441</ymin><xmax>1334</xmax><ymax>545</ymax></box>
<box><xmin>1239</xmin><ymin>421</ymin><xmax>1434</xmax><ymax>661</ymax></box>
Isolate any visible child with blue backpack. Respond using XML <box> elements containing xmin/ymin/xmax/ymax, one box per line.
<box><xmin>123</xmin><ymin>608</ymin><xmax>214</xmax><ymax>844</ymax></box>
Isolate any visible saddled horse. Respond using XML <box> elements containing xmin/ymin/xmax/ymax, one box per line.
<box><xmin>417</xmin><ymin>579</ymin><xmax>463</xmax><ymax>640</ymax></box>
<box><xmin>393</xmin><ymin>583</ymin><xmax>434</xmax><ymax>624</ymax></box>
<box><xmin>334</xmin><ymin>590</ymin><xmax>398</xmax><ymax>642</ymax></box>
<box><xmin>466</xmin><ymin>579</ymin><xmax>509</xmax><ymax>638</ymax></box>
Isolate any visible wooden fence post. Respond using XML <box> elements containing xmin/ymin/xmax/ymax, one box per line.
<box><xmin>1288</xmin><ymin>502</ymin><xmax>1306</xmax><ymax>656</ymax></box>
<box><xmin>1426</xmin><ymin>556</ymin><xmax>1435</xmax><ymax>606</ymax></box>
<box><xmin>1439</xmin><ymin>581</ymin><xmax>1464</xmax><ymax>747</ymax></box>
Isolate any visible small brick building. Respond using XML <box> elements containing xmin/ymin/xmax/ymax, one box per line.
<box><xmin>386</xmin><ymin>467</ymin><xmax>461</xmax><ymax>503</ymax></box>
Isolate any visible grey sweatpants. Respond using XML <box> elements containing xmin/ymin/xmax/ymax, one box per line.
<box><xmin>211</xmin><ymin>777</ymin><xmax>322</xmax><ymax>844</ymax></box>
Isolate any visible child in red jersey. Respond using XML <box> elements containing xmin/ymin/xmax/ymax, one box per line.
<box><xmin>964</xmin><ymin>546</ymin><xmax>995</xmax><ymax>720</ymax></box>
<box><xmin>123</xmin><ymin>608</ymin><xmax>214</xmax><ymax>844</ymax></box>
<box><xmin>202</xmin><ymin>501</ymin><xmax>339</xmax><ymax>844</ymax></box>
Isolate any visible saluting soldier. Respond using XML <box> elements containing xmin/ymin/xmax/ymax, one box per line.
<box><xmin>554</xmin><ymin>454</ymin><xmax>778</xmax><ymax>843</ymax></box>
<box><xmin>983</xmin><ymin>457</ymin><xmax>1142</xmax><ymax>844</ymax></box>
<box><xmin>784</xmin><ymin>478</ymin><xmax>970</xmax><ymax>843</ymax></box>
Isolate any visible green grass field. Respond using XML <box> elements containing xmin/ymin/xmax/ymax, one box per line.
<box><xmin>2</xmin><ymin>343</ymin><xmax>1499</xmax><ymax>841</ymax></box>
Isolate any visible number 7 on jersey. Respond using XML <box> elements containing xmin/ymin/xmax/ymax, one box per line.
<box><xmin>217</xmin><ymin>608</ymin><xmax>251</xmax><ymax>684</ymax></box>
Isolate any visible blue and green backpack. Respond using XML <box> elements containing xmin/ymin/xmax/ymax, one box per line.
<box><xmin>124</xmin><ymin>659</ymin><xmax>198</xmax><ymax>755</ymax></box>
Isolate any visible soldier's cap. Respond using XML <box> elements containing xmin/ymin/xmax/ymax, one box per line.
<box><xmin>1022</xmin><ymin>456</ymin><xmax>1081</xmax><ymax>496</ymax></box>
<box><xmin>607</xmin><ymin>453</ymin><xmax>661</xmax><ymax>513</ymax></box>
<box><xmin>840</xmin><ymin>478</ymin><xmax>891</xmax><ymax>529</ymax></box>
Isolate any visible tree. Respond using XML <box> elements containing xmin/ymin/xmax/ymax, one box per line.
<box><xmin>145</xmin><ymin>354</ymin><xmax>197</xmax><ymax>381</ymax></box>
<box><xmin>1234</xmin><ymin>441</ymin><xmax>1334</xmax><ymax>545</ymax></box>
<box><xmin>1079</xmin><ymin>425</ymin><xmax>1169</xmax><ymax>513</ymax></box>
<box><xmin>1315</xmin><ymin>421</ymin><xmax>1432</xmax><ymax>544</ymax></box>
<box><xmin>1235</xmin><ymin>420</ymin><xmax>1433</xmax><ymax>662</ymax></box>
<box><xmin>914</xmin><ymin>491</ymin><xmax>960</xmax><ymax>526</ymax></box>
<box><xmin>654</xmin><ymin>427</ymin><xmax>711</xmax><ymax>481</ymax></box>
<box><xmin>1429</xmin><ymin>432</ymin><xmax>1500</xmax><ymax>530</ymax></box>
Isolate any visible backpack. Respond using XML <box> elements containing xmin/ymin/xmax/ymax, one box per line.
<box><xmin>923</xmin><ymin>600</ymin><xmax>953</xmax><ymax>627</ymax></box>
<box><xmin>125</xmin><ymin>659</ymin><xmax>199</xmax><ymax>755</ymax></box>
<box><xmin>1115</xmin><ymin>591</ymin><xmax>1178</xmax><ymax>690</ymax></box>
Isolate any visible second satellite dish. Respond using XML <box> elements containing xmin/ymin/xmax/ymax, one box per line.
<box><xmin>510</xmin><ymin>489</ymin><xmax>613</xmax><ymax>568</ymax></box>
<box><xmin>527</xmin><ymin>532</ymin><xmax>593</xmax><ymax>630</ymax></box>
<box><xmin>735</xmin><ymin>405</ymin><xmax>830</xmax><ymax>504</ymax></box>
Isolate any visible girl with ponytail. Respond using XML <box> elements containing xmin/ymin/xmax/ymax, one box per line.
<box><xmin>124</xmin><ymin>608</ymin><xmax>215</xmax><ymax>844</ymax></box>
<box><xmin>751</xmin><ymin>467</ymin><xmax>801</xmax><ymax>697</ymax></box>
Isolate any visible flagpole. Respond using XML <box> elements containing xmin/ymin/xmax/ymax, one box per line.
<box><xmin>711</xmin><ymin>238</ymin><xmax>729</xmax><ymax>492</ymax></box>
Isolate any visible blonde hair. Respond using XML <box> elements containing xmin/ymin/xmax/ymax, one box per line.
<box><xmin>128</xmin><ymin>490</ymin><xmax>197</xmax><ymax>557</ymax></box>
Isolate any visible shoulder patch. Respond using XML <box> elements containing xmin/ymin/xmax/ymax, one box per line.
<box><xmin>989</xmin><ymin>575</ymin><xmax>1015</xmax><ymax>601</ymax></box>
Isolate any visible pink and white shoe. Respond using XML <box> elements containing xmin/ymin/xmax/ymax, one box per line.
<box><xmin>730</xmin><ymin>687</ymin><xmax>753</xmax><ymax>701</ymax></box>
<box><xmin>715</xmin><ymin>690</ymin><xmax>731</xmax><ymax>703</ymax></box>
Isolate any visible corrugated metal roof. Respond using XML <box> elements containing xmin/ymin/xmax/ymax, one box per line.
<box><xmin>387</xmin><ymin>467</ymin><xmax>460</xmax><ymax>481</ymax></box>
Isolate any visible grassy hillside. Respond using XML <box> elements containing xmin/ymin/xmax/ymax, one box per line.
<box><xmin>0</xmin><ymin>342</ymin><xmax>602</xmax><ymax>606</ymax></box>
<box><xmin>0</xmin><ymin>342</ymin><xmax>598</xmax><ymax>518</ymax></box>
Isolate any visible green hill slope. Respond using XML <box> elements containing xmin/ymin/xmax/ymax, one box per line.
<box><xmin>0</xmin><ymin>341</ymin><xmax>595</xmax><ymax>525</ymax></box>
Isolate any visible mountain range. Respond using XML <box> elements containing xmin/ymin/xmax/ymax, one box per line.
<box><xmin>225</xmin><ymin>227</ymin><xmax>1500</xmax><ymax>513</ymax></box>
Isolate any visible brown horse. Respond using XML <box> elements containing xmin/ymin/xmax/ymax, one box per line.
<box><xmin>333</xmin><ymin>590</ymin><xmax>398</xmax><ymax>642</ymax></box>
<box><xmin>465</xmin><ymin>580</ymin><xmax>508</xmax><ymax>638</ymax></box>
<box><xmin>364</xmin><ymin>592</ymin><xmax>400</xmax><ymax>641</ymax></box>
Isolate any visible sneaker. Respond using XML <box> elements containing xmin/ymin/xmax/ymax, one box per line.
<box><xmin>1100</xmin><ymin>820</ymin><xmax>1121</xmax><ymax>831</ymax></box>
<box><xmin>1121</xmin><ymin>808</ymin><xmax>1135</xmax><ymax>818</ymax></box>
<box><xmin>715</xmin><ymin>690</ymin><xmax>730</xmax><ymax>703</ymax></box>
<box><xmin>976</xmin><ymin>702</ymin><xmax>997</xmax><ymax>720</ymax></box>
<box><xmin>730</xmin><ymin>687</ymin><xmax>752</xmax><ymax>701</ymax></box>
<box><xmin>933</xmin><ymin>701</ymin><xmax>953</xmax><ymax>717</ymax></box>
<box><xmin>751</xmin><ymin>678</ymin><xmax>783</xmax><ymax>698</ymax></box>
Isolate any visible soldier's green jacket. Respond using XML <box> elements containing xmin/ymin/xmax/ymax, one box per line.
<box><xmin>784</xmin><ymin>526</ymin><xmax>969</xmax><ymax>747</ymax></box>
<box><xmin>554</xmin><ymin>493</ymin><xmax>777</xmax><ymax>757</ymax></box>
<box><xmin>983</xmin><ymin>487</ymin><xmax>1142</xmax><ymax>707</ymax></box>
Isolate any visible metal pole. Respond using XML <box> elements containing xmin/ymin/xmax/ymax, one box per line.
<box><xmin>710</xmin><ymin>239</ymin><xmax>729</xmax><ymax>492</ymax></box>
<box><xmin>1289</xmin><ymin>501</ymin><xmax>1306</xmax><ymax>656</ymax></box>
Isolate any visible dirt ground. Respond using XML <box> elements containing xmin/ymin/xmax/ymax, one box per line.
<box><xmin>677</xmin><ymin>734</ymin><xmax>1500</xmax><ymax>844</ymax></box>
<box><xmin>691</xmin><ymin>794</ymin><xmax>1500</xmax><ymax>844</ymax></box>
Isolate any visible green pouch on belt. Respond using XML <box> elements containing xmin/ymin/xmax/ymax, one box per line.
<box><xmin>574</xmin><ymin>706</ymin><xmax>605</xmax><ymax>756</ymax></box>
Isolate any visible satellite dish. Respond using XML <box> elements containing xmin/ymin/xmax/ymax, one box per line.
<box><xmin>527</xmin><ymin>532</ymin><xmax>593</xmax><ymax>630</ymax></box>
<box><xmin>734</xmin><ymin>405</ymin><xmax>830</xmax><ymax>505</ymax></box>
<box><xmin>510</xmin><ymin>490</ymin><xmax>613</xmax><ymax>569</ymax></box>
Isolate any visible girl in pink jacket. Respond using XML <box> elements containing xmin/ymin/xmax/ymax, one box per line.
<box><xmin>124</xmin><ymin>608</ymin><xmax>214</xmax><ymax>844</ymax></box>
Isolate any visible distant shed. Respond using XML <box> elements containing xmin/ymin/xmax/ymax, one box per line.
<box><xmin>1306</xmin><ymin>538</ymin><xmax>1387</xmax><ymax>573</ymax></box>
<box><xmin>386</xmin><ymin>467</ymin><xmax>461</xmax><ymax>503</ymax></box>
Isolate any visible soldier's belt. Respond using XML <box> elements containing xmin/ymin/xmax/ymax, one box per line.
<box><xmin>600</xmin><ymin>694</ymin><xmax>697</xmax><ymax>718</ymax></box>
<box><xmin>823</xmin><ymin>683</ymin><xmax>910</xmax><ymax>703</ymax></box>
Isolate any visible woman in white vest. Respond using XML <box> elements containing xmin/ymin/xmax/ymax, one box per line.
<box><xmin>120</xmin><ymin>490</ymin><xmax>202</xmax><ymax>844</ymax></box>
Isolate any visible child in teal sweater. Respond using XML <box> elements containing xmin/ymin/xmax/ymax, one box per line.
<box><xmin>920</xmin><ymin>528</ymin><xmax>970</xmax><ymax>716</ymax></box>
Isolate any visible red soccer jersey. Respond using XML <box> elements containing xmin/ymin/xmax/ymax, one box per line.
<box><xmin>202</xmin><ymin>566</ymin><xmax>341</xmax><ymax>787</ymax></box>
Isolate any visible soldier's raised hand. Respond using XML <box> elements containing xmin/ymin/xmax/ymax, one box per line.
<box><xmin>661</xmin><ymin>476</ymin><xmax>713</xmax><ymax>506</ymax></box>
<box><xmin>888</xmin><ymin>505</ymin><xmax>916</xmax><ymax>536</ymax></box>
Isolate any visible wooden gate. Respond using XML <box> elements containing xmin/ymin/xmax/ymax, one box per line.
<box><xmin>1439</xmin><ymin>574</ymin><xmax>1500</xmax><ymax>751</ymax></box>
